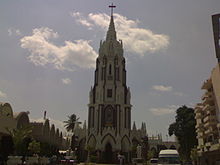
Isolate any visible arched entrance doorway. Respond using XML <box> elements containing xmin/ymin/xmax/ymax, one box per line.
<box><xmin>104</xmin><ymin>143</ymin><xmax>113</xmax><ymax>163</ymax></box>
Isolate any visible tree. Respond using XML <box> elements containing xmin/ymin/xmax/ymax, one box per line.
<box><xmin>168</xmin><ymin>105</ymin><xmax>197</xmax><ymax>161</ymax></box>
<box><xmin>190</xmin><ymin>147</ymin><xmax>198</xmax><ymax>165</ymax></box>
<box><xmin>64</xmin><ymin>114</ymin><xmax>80</xmax><ymax>132</ymax></box>
<box><xmin>147</xmin><ymin>150</ymin><xmax>153</xmax><ymax>160</ymax></box>
<box><xmin>141</xmin><ymin>136</ymin><xmax>149</xmax><ymax>161</ymax></box>
<box><xmin>64</xmin><ymin>114</ymin><xmax>81</xmax><ymax>150</ymax></box>
<box><xmin>7</xmin><ymin>126</ymin><xmax>32</xmax><ymax>155</ymax></box>
<box><xmin>85</xmin><ymin>145</ymin><xmax>95</xmax><ymax>163</ymax></box>
<box><xmin>28</xmin><ymin>140</ymin><xmax>40</xmax><ymax>155</ymax></box>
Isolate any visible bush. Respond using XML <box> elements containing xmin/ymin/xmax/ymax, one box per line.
<box><xmin>90</xmin><ymin>155</ymin><xmax>97</xmax><ymax>163</ymax></box>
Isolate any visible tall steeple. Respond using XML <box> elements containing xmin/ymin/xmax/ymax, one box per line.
<box><xmin>87</xmin><ymin>4</ymin><xmax>133</xmax><ymax>163</ymax></box>
<box><xmin>106</xmin><ymin>3</ymin><xmax>117</xmax><ymax>41</ymax></box>
<box><xmin>133</xmin><ymin>121</ymin><xmax>137</xmax><ymax>131</ymax></box>
<box><xmin>106</xmin><ymin>16</ymin><xmax>117</xmax><ymax>41</ymax></box>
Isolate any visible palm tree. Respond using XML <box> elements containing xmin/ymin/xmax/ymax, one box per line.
<box><xmin>64</xmin><ymin>114</ymin><xmax>81</xmax><ymax>132</ymax></box>
<box><xmin>6</xmin><ymin>126</ymin><xmax>32</xmax><ymax>155</ymax></box>
<box><xmin>28</xmin><ymin>140</ymin><xmax>40</xmax><ymax>155</ymax></box>
<box><xmin>64</xmin><ymin>114</ymin><xmax>81</xmax><ymax>151</ymax></box>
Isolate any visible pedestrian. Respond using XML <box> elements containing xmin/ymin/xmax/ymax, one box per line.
<box><xmin>21</xmin><ymin>156</ymin><xmax>26</xmax><ymax>165</ymax></box>
<box><xmin>118</xmin><ymin>152</ymin><xmax>124</xmax><ymax>165</ymax></box>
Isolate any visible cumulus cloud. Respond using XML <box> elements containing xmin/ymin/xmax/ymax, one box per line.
<box><xmin>70</xmin><ymin>12</ymin><xmax>93</xmax><ymax>30</ymax></box>
<box><xmin>20</xmin><ymin>27</ymin><xmax>97</xmax><ymax>71</ymax></box>
<box><xmin>0</xmin><ymin>90</ymin><xmax>7</xmax><ymax>98</ymax></box>
<box><xmin>8</xmin><ymin>28</ymin><xmax>21</xmax><ymax>36</ymax></box>
<box><xmin>70</xmin><ymin>12</ymin><xmax>169</xmax><ymax>55</ymax></box>
<box><xmin>149</xmin><ymin>105</ymin><xmax>178</xmax><ymax>116</ymax></box>
<box><xmin>152</xmin><ymin>85</ymin><xmax>173</xmax><ymax>92</ymax></box>
<box><xmin>62</xmin><ymin>78</ymin><xmax>71</xmax><ymax>85</ymax></box>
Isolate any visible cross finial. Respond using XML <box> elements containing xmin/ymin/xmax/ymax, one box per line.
<box><xmin>109</xmin><ymin>3</ymin><xmax>116</xmax><ymax>16</ymax></box>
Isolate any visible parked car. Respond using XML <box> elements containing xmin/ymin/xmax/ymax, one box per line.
<box><xmin>150</xmin><ymin>158</ymin><xmax>158</xmax><ymax>165</ymax></box>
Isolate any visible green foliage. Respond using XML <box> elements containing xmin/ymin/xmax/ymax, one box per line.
<box><xmin>85</xmin><ymin>145</ymin><xmax>96</xmax><ymax>163</ymax></box>
<box><xmin>28</xmin><ymin>140</ymin><xmax>40</xmax><ymax>155</ymax></box>
<box><xmin>64</xmin><ymin>114</ymin><xmax>81</xmax><ymax>150</ymax></box>
<box><xmin>168</xmin><ymin>105</ymin><xmax>197</xmax><ymax>161</ymax></box>
<box><xmin>85</xmin><ymin>145</ymin><xmax>95</xmax><ymax>152</ymax></box>
<box><xmin>6</xmin><ymin>126</ymin><xmax>32</xmax><ymax>155</ymax></box>
<box><xmin>190</xmin><ymin>147</ymin><xmax>198</xmax><ymax>161</ymax></box>
<box><xmin>90</xmin><ymin>155</ymin><xmax>97</xmax><ymax>163</ymax></box>
<box><xmin>40</xmin><ymin>142</ymin><xmax>58</xmax><ymax>157</ymax></box>
<box><xmin>64</xmin><ymin>114</ymin><xmax>81</xmax><ymax>132</ymax></box>
<box><xmin>147</xmin><ymin>151</ymin><xmax>154</xmax><ymax>160</ymax></box>
<box><xmin>132</xmin><ymin>145</ymin><xmax>137</xmax><ymax>158</ymax></box>
<box><xmin>40</xmin><ymin>142</ymin><xmax>50</xmax><ymax>156</ymax></box>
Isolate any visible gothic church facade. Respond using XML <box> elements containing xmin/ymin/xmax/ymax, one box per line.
<box><xmin>85</xmin><ymin>14</ymin><xmax>147</xmax><ymax>163</ymax></box>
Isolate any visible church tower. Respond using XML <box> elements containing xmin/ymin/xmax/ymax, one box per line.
<box><xmin>87</xmin><ymin>5</ymin><xmax>132</xmax><ymax>163</ymax></box>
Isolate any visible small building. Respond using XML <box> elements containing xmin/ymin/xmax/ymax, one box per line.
<box><xmin>0</xmin><ymin>103</ymin><xmax>16</xmax><ymax>139</ymax></box>
<box><xmin>0</xmin><ymin>102</ymin><xmax>69</xmax><ymax>152</ymax></box>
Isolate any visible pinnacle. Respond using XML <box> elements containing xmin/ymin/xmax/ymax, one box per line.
<box><xmin>106</xmin><ymin>15</ymin><xmax>117</xmax><ymax>41</ymax></box>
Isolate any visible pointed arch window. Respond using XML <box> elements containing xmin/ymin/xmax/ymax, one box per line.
<box><xmin>107</xmin><ymin>89</ymin><xmax>112</xmax><ymax>98</ymax></box>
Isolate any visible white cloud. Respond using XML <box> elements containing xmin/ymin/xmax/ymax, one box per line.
<box><xmin>71</xmin><ymin>12</ymin><xmax>169</xmax><ymax>55</ymax></box>
<box><xmin>149</xmin><ymin>105</ymin><xmax>178</xmax><ymax>116</ymax></box>
<box><xmin>70</xmin><ymin>12</ymin><xmax>93</xmax><ymax>29</ymax></box>
<box><xmin>62</xmin><ymin>78</ymin><xmax>71</xmax><ymax>85</ymax></box>
<box><xmin>152</xmin><ymin>85</ymin><xmax>185</xmax><ymax>96</ymax></box>
<box><xmin>20</xmin><ymin>27</ymin><xmax>97</xmax><ymax>71</ymax></box>
<box><xmin>0</xmin><ymin>90</ymin><xmax>7</xmax><ymax>98</ymax></box>
<box><xmin>8</xmin><ymin>28</ymin><xmax>21</xmax><ymax>36</ymax></box>
<box><xmin>152</xmin><ymin>85</ymin><xmax>173</xmax><ymax>92</ymax></box>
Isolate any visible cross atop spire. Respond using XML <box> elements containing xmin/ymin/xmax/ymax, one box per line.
<box><xmin>109</xmin><ymin>3</ymin><xmax>116</xmax><ymax>16</ymax></box>
<box><xmin>106</xmin><ymin>3</ymin><xmax>117</xmax><ymax>41</ymax></box>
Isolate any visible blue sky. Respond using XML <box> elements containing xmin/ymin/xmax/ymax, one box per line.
<box><xmin>0</xmin><ymin>0</ymin><xmax>220</xmax><ymax>140</ymax></box>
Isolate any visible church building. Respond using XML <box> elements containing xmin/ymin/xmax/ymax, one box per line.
<box><xmin>86</xmin><ymin>7</ymin><xmax>145</xmax><ymax>163</ymax></box>
<box><xmin>74</xmin><ymin>6</ymin><xmax>147</xmax><ymax>163</ymax></box>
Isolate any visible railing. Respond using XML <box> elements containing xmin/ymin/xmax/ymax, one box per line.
<box><xmin>195</xmin><ymin>113</ymin><xmax>202</xmax><ymax>119</ymax></box>
<box><xmin>202</xmin><ymin>91</ymin><xmax>213</xmax><ymax>100</ymax></box>
<box><xmin>203</xmin><ymin>115</ymin><xmax>216</xmax><ymax>123</ymax></box>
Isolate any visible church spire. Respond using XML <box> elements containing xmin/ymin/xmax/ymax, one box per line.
<box><xmin>106</xmin><ymin>3</ymin><xmax>117</xmax><ymax>41</ymax></box>
<box><xmin>132</xmin><ymin>121</ymin><xmax>137</xmax><ymax>131</ymax></box>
